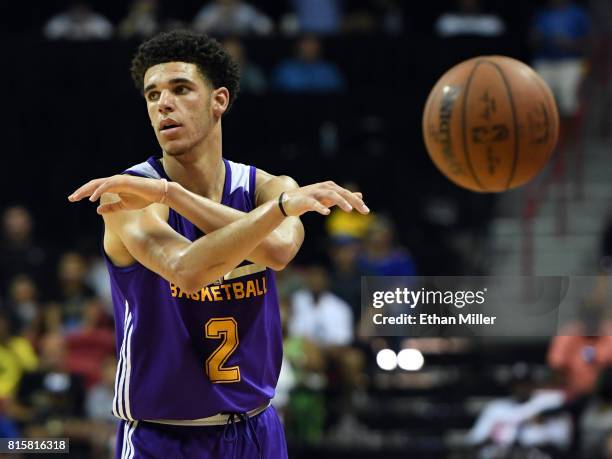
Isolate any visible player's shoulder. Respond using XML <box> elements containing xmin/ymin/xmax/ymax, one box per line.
<box><xmin>226</xmin><ymin>160</ymin><xmax>294</xmax><ymax>188</ymax></box>
<box><xmin>254</xmin><ymin>168</ymin><xmax>299</xmax><ymax>204</ymax></box>
<box><xmin>255</xmin><ymin>168</ymin><xmax>298</xmax><ymax>187</ymax></box>
<box><xmin>255</xmin><ymin>167</ymin><xmax>276</xmax><ymax>188</ymax></box>
<box><xmin>124</xmin><ymin>156</ymin><xmax>163</xmax><ymax>179</ymax></box>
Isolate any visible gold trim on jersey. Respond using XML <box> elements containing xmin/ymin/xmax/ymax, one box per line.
<box><xmin>223</xmin><ymin>263</ymin><xmax>266</xmax><ymax>281</ymax></box>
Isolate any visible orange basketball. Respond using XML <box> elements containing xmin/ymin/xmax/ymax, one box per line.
<box><xmin>422</xmin><ymin>56</ymin><xmax>559</xmax><ymax>192</ymax></box>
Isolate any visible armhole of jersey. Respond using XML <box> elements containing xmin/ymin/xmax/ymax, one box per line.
<box><xmin>249</xmin><ymin>166</ymin><xmax>257</xmax><ymax>209</ymax></box>
<box><xmin>102</xmin><ymin>249</ymin><xmax>141</xmax><ymax>274</ymax></box>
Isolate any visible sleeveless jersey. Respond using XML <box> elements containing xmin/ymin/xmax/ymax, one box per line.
<box><xmin>105</xmin><ymin>156</ymin><xmax>282</xmax><ymax>421</ymax></box>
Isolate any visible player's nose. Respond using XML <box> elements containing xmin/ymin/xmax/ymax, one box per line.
<box><xmin>158</xmin><ymin>89</ymin><xmax>175</xmax><ymax>113</ymax></box>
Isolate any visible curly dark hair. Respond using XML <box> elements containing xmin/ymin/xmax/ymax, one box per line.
<box><xmin>130</xmin><ymin>30</ymin><xmax>240</xmax><ymax>110</ymax></box>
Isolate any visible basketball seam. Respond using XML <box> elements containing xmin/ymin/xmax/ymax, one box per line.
<box><xmin>462</xmin><ymin>60</ymin><xmax>486</xmax><ymax>191</ymax></box>
<box><xmin>531</xmin><ymin>74</ymin><xmax>559</xmax><ymax>159</ymax></box>
<box><xmin>425</xmin><ymin>81</ymin><xmax>445</xmax><ymax>180</ymax></box>
<box><xmin>488</xmin><ymin>61</ymin><xmax>520</xmax><ymax>191</ymax></box>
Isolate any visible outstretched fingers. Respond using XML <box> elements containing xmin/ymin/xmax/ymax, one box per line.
<box><xmin>89</xmin><ymin>176</ymin><xmax>125</xmax><ymax>202</ymax></box>
<box><xmin>330</xmin><ymin>186</ymin><xmax>369</xmax><ymax>214</ymax></box>
<box><xmin>68</xmin><ymin>177</ymin><xmax>110</xmax><ymax>202</ymax></box>
<box><xmin>321</xmin><ymin>189</ymin><xmax>353</xmax><ymax>212</ymax></box>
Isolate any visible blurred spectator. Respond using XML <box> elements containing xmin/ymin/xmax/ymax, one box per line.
<box><xmin>6</xmin><ymin>275</ymin><xmax>40</xmax><ymax>337</ymax></box>
<box><xmin>84</xmin><ymin>356</ymin><xmax>117</xmax><ymax>456</ymax></box>
<box><xmin>272</xmin><ymin>35</ymin><xmax>346</xmax><ymax>93</ymax></box>
<box><xmin>279</xmin><ymin>293</ymin><xmax>327</xmax><ymax>444</ymax></box>
<box><xmin>273</xmin><ymin>355</ymin><xmax>297</xmax><ymax>420</ymax></box>
<box><xmin>328</xmin><ymin>238</ymin><xmax>361</xmax><ymax>322</ymax></box>
<box><xmin>49</xmin><ymin>252</ymin><xmax>98</xmax><ymax>333</ymax></box>
<box><xmin>193</xmin><ymin>0</ymin><xmax>274</xmax><ymax>36</ymax></box>
<box><xmin>375</xmin><ymin>0</ymin><xmax>404</xmax><ymax>35</ymax></box>
<box><xmin>289</xmin><ymin>265</ymin><xmax>353</xmax><ymax>346</ymax></box>
<box><xmin>548</xmin><ymin>300</ymin><xmax>612</xmax><ymax>399</ymax></box>
<box><xmin>0</xmin><ymin>205</ymin><xmax>50</xmax><ymax>296</ymax></box>
<box><xmin>85</xmin><ymin>356</ymin><xmax>115</xmax><ymax>423</ymax></box>
<box><xmin>13</xmin><ymin>333</ymin><xmax>83</xmax><ymax>422</ymax></box>
<box><xmin>12</xmin><ymin>333</ymin><xmax>92</xmax><ymax>454</ymax></box>
<box><xmin>279</xmin><ymin>294</ymin><xmax>326</xmax><ymax>385</ymax></box>
<box><xmin>325</xmin><ymin>182</ymin><xmax>374</xmax><ymax>241</ymax></box>
<box><xmin>343</xmin><ymin>0</ymin><xmax>405</xmax><ymax>35</ymax></box>
<box><xmin>223</xmin><ymin>37</ymin><xmax>267</xmax><ymax>94</ymax></box>
<box><xmin>275</xmin><ymin>305</ymin><xmax>299</xmax><ymax>428</ymax></box>
<box><xmin>0</xmin><ymin>312</ymin><xmax>38</xmax><ymax>399</ymax></box>
<box><xmin>434</xmin><ymin>0</ymin><xmax>506</xmax><ymax>38</ymax></box>
<box><xmin>287</xmin><ymin>270</ymin><xmax>368</xmax><ymax>449</ymax></box>
<box><xmin>85</xmin><ymin>254</ymin><xmax>113</xmax><ymax>315</ymax></box>
<box><xmin>43</xmin><ymin>2</ymin><xmax>114</xmax><ymax>40</ymax></box>
<box><xmin>286</xmin><ymin>0</ymin><xmax>343</xmax><ymax>35</ymax></box>
<box><xmin>358</xmin><ymin>215</ymin><xmax>416</xmax><ymax>276</ymax></box>
<box><xmin>468</xmin><ymin>366</ymin><xmax>571</xmax><ymax>457</ymax></box>
<box><xmin>63</xmin><ymin>301</ymin><xmax>115</xmax><ymax>389</ymax></box>
<box><xmin>602</xmin><ymin>430</ymin><xmax>612</xmax><ymax>459</ymax></box>
<box><xmin>281</xmin><ymin>262</ymin><xmax>367</xmax><ymax>444</ymax></box>
<box><xmin>117</xmin><ymin>0</ymin><xmax>159</xmax><ymax>39</ymax></box>
<box><xmin>274</xmin><ymin>265</ymin><xmax>307</xmax><ymax>302</ymax></box>
<box><xmin>530</xmin><ymin>0</ymin><xmax>591</xmax><ymax>117</ymax></box>
<box><xmin>580</xmin><ymin>367</ymin><xmax>612</xmax><ymax>458</ymax></box>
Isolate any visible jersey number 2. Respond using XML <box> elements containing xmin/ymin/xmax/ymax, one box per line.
<box><xmin>205</xmin><ymin>317</ymin><xmax>241</xmax><ymax>383</ymax></box>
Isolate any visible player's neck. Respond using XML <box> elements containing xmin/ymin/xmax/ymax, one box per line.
<box><xmin>161</xmin><ymin>130</ymin><xmax>226</xmax><ymax>202</ymax></box>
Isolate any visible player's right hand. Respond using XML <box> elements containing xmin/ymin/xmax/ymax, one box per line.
<box><xmin>68</xmin><ymin>175</ymin><xmax>166</xmax><ymax>213</ymax></box>
<box><xmin>281</xmin><ymin>181</ymin><xmax>369</xmax><ymax>217</ymax></box>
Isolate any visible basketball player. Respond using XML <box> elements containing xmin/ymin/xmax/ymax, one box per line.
<box><xmin>68</xmin><ymin>30</ymin><xmax>368</xmax><ymax>459</ymax></box>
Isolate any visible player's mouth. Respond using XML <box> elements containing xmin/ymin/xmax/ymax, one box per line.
<box><xmin>159</xmin><ymin>119</ymin><xmax>183</xmax><ymax>136</ymax></box>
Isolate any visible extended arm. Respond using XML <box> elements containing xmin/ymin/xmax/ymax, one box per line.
<box><xmin>149</xmin><ymin>172</ymin><xmax>305</xmax><ymax>270</ymax></box>
<box><xmin>69</xmin><ymin>175</ymin><xmax>369</xmax><ymax>293</ymax></box>
<box><xmin>102</xmin><ymin>197</ymin><xmax>286</xmax><ymax>293</ymax></box>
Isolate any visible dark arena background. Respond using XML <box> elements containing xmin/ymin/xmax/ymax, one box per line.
<box><xmin>2</xmin><ymin>0</ymin><xmax>612</xmax><ymax>458</ymax></box>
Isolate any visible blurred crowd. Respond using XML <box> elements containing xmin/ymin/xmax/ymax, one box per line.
<box><xmin>464</xmin><ymin>294</ymin><xmax>612</xmax><ymax>459</ymax></box>
<box><xmin>41</xmin><ymin>0</ymin><xmax>406</xmax><ymax>41</ymax></box>
<box><xmin>35</xmin><ymin>0</ymin><xmax>591</xmax><ymax>125</ymax></box>
<box><xmin>37</xmin><ymin>0</ymin><xmax>592</xmax><ymax>111</ymax></box>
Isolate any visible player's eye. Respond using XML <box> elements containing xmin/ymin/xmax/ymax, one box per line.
<box><xmin>174</xmin><ymin>86</ymin><xmax>190</xmax><ymax>95</ymax></box>
<box><xmin>147</xmin><ymin>91</ymin><xmax>160</xmax><ymax>101</ymax></box>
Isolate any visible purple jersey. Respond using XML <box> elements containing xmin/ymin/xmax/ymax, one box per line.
<box><xmin>105</xmin><ymin>156</ymin><xmax>282</xmax><ymax>421</ymax></box>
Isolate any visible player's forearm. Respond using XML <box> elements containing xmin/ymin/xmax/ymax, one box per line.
<box><xmin>166</xmin><ymin>182</ymin><xmax>300</xmax><ymax>269</ymax></box>
<box><xmin>174</xmin><ymin>199</ymin><xmax>285</xmax><ymax>293</ymax></box>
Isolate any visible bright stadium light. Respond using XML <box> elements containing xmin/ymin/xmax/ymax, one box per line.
<box><xmin>376</xmin><ymin>349</ymin><xmax>398</xmax><ymax>371</ymax></box>
<box><xmin>397</xmin><ymin>348</ymin><xmax>425</xmax><ymax>371</ymax></box>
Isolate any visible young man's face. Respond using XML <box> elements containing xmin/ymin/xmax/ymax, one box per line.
<box><xmin>143</xmin><ymin>62</ymin><xmax>216</xmax><ymax>156</ymax></box>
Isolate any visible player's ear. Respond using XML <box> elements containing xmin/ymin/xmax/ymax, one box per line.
<box><xmin>212</xmin><ymin>87</ymin><xmax>229</xmax><ymax>118</ymax></box>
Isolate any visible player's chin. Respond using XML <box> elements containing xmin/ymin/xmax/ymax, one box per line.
<box><xmin>161</xmin><ymin>141</ymin><xmax>190</xmax><ymax>157</ymax></box>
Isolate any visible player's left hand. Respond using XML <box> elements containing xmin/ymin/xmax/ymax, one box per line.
<box><xmin>68</xmin><ymin>175</ymin><xmax>167</xmax><ymax>214</ymax></box>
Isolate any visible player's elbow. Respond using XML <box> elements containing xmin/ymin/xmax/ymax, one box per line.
<box><xmin>173</xmin><ymin>252</ymin><xmax>223</xmax><ymax>294</ymax></box>
<box><xmin>267</xmin><ymin>235</ymin><xmax>302</xmax><ymax>271</ymax></box>
<box><xmin>267</xmin><ymin>245</ymin><xmax>295</xmax><ymax>271</ymax></box>
<box><xmin>171</xmin><ymin>254</ymin><xmax>204</xmax><ymax>295</ymax></box>
<box><xmin>175</xmin><ymin>277</ymin><xmax>201</xmax><ymax>296</ymax></box>
<box><xmin>174</xmin><ymin>269</ymin><xmax>208</xmax><ymax>296</ymax></box>
<box><xmin>267</xmin><ymin>255</ymin><xmax>289</xmax><ymax>272</ymax></box>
